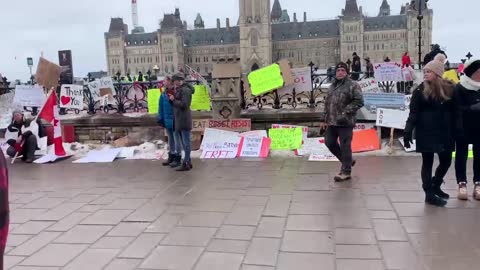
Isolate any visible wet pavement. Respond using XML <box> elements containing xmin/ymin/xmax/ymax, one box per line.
<box><xmin>4</xmin><ymin>156</ymin><xmax>480</xmax><ymax>270</ymax></box>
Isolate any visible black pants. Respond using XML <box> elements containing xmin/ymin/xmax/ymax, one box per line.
<box><xmin>325</xmin><ymin>126</ymin><xmax>353</xmax><ymax>174</ymax></box>
<box><xmin>6</xmin><ymin>136</ymin><xmax>37</xmax><ymax>160</ymax></box>
<box><xmin>455</xmin><ymin>141</ymin><xmax>480</xmax><ymax>183</ymax></box>
<box><xmin>421</xmin><ymin>151</ymin><xmax>452</xmax><ymax>191</ymax></box>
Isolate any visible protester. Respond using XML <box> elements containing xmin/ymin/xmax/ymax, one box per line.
<box><xmin>323</xmin><ymin>62</ymin><xmax>364</xmax><ymax>181</ymax></box>
<box><xmin>169</xmin><ymin>73</ymin><xmax>194</xmax><ymax>171</ymax></box>
<box><xmin>384</xmin><ymin>56</ymin><xmax>391</xmax><ymax>62</ymax></box>
<box><xmin>351</xmin><ymin>52</ymin><xmax>361</xmax><ymax>80</ymax></box>
<box><xmin>6</xmin><ymin>111</ymin><xmax>45</xmax><ymax>163</ymax></box>
<box><xmin>402</xmin><ymin>52</ymin><xmax>412</xmax><ymax>68</ymax></box>
<box><xmin>0</xmin><ymin>150</ymin><xmax>8</xmax><ymax>270</ymax></box>
<box><xmin>365</xmin><ymin>57</ymin><xmax>374</xmax><ymax>78</ymax></box>
<box><xmin>454</xmin><ymin>59</ymin><xmax>480</xmax><ymax>200</ymax></box>
<box><xmin>158</xmin><ymin>75</ymin><xmax>182</xmax><ymax>168</ymax></box>
<box><xmin>404</xmin><ymin>54</ymin><xmax>459</xmax><ymax>207</ymax></box>
<box><xmin>424</xmin><ymin>44</ymin><xmax>447</xmax><ymax>66</ymax></box>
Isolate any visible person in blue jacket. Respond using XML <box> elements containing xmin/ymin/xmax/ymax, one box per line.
<box><xmin>158</xmin><ymin>75</ymin><xmax>182</xmax><ymax>167</ymax></box>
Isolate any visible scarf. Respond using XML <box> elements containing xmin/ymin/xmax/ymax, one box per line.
<box><xmin>460</xmin><ymin>75</ymin><xmax>480</xmax><ymax>91</ymax></box>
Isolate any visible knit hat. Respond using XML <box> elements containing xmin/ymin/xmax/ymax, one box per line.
<box><xmin>12</xmin><ymin>109</ymin><xmax>23</xmax><ymax>117</ymax></box>
<box><xmin>464</xmin><ymin>59</ymin><xmax>480</xmax><ymax>78</ymax></box>
<box><xmin>335</xmin><ymin>62</ymin><xmax>349</xmax><ymax>73</ymax></box>
<box><xmin>172</xmin><ymin>73</ymin><xmax>185</xmax><ymax>81</ymax></box>
<box><xmin>424</xmin><ymin>53</ymin><xmax>447</xmax><ymax>77</ymax></box>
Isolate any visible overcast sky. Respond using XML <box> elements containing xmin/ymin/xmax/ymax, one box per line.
<box><xmin>0</xmin><ymin>0</ymin><xmax>478</xmax><ymax>81</ymax></box>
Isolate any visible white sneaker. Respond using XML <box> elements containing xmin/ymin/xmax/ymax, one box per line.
<box><xmin>458</xmin><ymin>183</ymin><xmax>468</xmax><ymax>200</ymax></box>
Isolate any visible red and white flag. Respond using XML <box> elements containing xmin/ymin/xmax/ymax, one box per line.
<box><xmin>38</xmin><ymin>90</ymin><xmax>66</xmax><ymax>156</ymax></box>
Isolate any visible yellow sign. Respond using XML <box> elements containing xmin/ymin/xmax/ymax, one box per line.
<box><xmin>147</xmin><ymin>88</ymin><xmax>161</xmax><ymax>114</ymax></box>
<box><xmin>248</xmin><ymin>63</ymin><xmax>285</xmax><ymax>96</ymax></box>
<box><xmin>191</xmin><ymin>85</ymin><xmax>211</xmax><ymax>111</ymax></box>
<box><xmin>269</xmin><ymin>127</ymin><xmax>303</xmax><ymax>150</ymax></box>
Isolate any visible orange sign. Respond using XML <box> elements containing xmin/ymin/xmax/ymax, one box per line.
<box><xmin>352</xmin><ymin>128</ymin><xmax>380</xmax><ymax>153</ymax></box>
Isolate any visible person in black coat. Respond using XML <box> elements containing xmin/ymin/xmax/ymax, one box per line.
<box><xmin>454</xmin><ymin>59</ymin><xmax>480</xmax><ymax>200</ymax></box>
<box><xmin>404</xmin><ymin>54</ymin><xmax>460</xmax><ymax>207</ymax></box>
<box><xmin>351</xmin><ymin>52</ymin><xmax>361</xmax><ymax>80</ymax></box>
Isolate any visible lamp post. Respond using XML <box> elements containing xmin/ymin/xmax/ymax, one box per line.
<box><xmin>413</xmin><ymin>0</ymin><xmax>429</xmax><ymax>68</ymax></box>
<box><xmin>27</xmin><ymin>57</ymin><xmax>34</xmax><ymax>84</ymax></box>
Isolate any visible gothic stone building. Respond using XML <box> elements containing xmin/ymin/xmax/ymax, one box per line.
<box><xmin>105</xmin><ymin>0</ymin><xmax>433</xmax><ymax>76</ymax></box>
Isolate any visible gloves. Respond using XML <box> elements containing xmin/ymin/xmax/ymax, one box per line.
<box><xmin>404</xmin><ymin>133</ymin><xmax>413</xmax><ymax>149</ymax></box>
<box><xmin>471</xmin><ymin>102</ymin><xmax>480</xmax><ymax>111</ymax></box>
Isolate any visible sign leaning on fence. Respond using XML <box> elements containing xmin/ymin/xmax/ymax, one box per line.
<box><xmin>376</xmin><ymin>108</ymin><xmax>410</xmax><ymax>130</ymax></box>
<box><xmin>13</xmin><ymin>85</ymin><xmax>46</xmax><ymax>107</ymax></box>
<box><xmin>200</xmin><ymin>128</ymin><xmax>241</xmax><ymax>159</ymax></box>
<box><xmin>60</xmin><ymin>84</ymin><xmax>84</xmax><ymax>110</ymax></box>
<box><xmin>373</xmin><ymin>62</ymin><xmax>403</xmax><ymax>82</ymax></box>
<box><xmin>358</xmin><ymin>79</ymin><xmax>380</xmax><ymax>93</ymax></box>
<box><xmin>277</xmin><ymin>67</ymin><xmax>312</xmax><ymax>96</ymax></box>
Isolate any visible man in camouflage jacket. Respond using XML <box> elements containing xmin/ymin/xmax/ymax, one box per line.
<box><xmin>323</xmin><ymin>62</ymin><xmax>364</xmax><ymax>181</ymax></box>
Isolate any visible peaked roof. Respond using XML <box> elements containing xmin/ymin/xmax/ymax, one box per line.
<box><xmin>343</xmin><ymin>0</ymin><xmax>360</xmax><ymax>17</ymax></box>
<box><xmin>380</xmin><ymin>0</ymin><xmax>390</xmax><ymax>9</ymax></box>
<box><xmin>271</xmin><ymin>0</ymin><xmax>283</xmax><ymax>21</ymax></box>
<box><xmin>194</xmin><ymin>13</ymin><xmax>205</xmax><ymax>28</ymax></box>
<box><xmin>109</xmin><ymin>18</ymin><xmax>126</xmax><ymax>33</ymax></box>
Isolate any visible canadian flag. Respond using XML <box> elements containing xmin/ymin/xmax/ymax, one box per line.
<box><xmin>38</xmin><ymin>90</ymin><xmax>66</xmax><ymax>156</ymax></box>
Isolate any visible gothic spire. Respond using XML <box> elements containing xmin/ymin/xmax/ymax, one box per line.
<box><xmin>378</xmin><ymin>0</ymin><xmax>391</xmax><ymax>16</ymax></box>
<box><xmin>194</xmin><ymin>13</ymin><xmax>204</xmax><ymax>29</ymax></box>
<box><xmin>342</xmin><ymin>0</ymin><xmax>360</xmax><ymax>17</ymax></box>
<box><xmin>271</xmin><ymin>0</ymin><xmax>282</xmax><ymax>22</ymax></box>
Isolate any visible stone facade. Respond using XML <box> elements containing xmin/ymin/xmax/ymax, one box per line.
<box><xmin>105</xmin><ymin>0</ymin><xmax>433</xmax><ymax>75</ymax></box>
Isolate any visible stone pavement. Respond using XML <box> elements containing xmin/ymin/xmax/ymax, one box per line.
<box><xmin>4</xmin><ymin>157</ymin><xmax>480</xmax><ymax>270</ymax></box>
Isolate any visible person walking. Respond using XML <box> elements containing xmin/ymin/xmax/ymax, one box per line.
<box><xmin>158</xmin><ymin>75</ymin><xmax>182</xmax><ymax>168</ymax></box>
<box><xmin>0</xmin><ymin>150</ymin><xmax>9</xmax><ymax>270</ymax></box>
<box><xmin>169</xmin><ymin>73</ymin><xmax>195</xmax><ymax>171</ymax></box>
<box><xmin>404</xmin><ymin>54</ymin><xmax>460</xmax><ymax>207</ymax></box>
<box><xmin>351</xmin><ymin>52</ymin><xmax>361</xmax><ymax>80</ymax></box>
<box><xmin>454</xmin><ymin>59</ymin><xmax>480</xmax><ymax>200</ymax></box>
<box><xmin>402</xmin><ymin>52</ymin><xmax>412</xmax><ymax>68</ymax></box>
<box><xmin>323</xmin><ymin>62</ymin><xmax>364</xmax><ymax>181</ymax></box>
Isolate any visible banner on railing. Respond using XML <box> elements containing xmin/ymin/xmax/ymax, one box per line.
<box><xmin>374</xmin><ymin>62</ymin><xmax>403</xmax><ymax>82</ymax></box>
<box><xmin>247</xmin><ymin>60</ymin><xmax>294</xmax><ymax>96</ymax></box>
<box><xmin>363</xmin><ymin>93</ymin><xmax>406</xmax><ymax>111</ymax></box>
<box><xmin>277</xmin><ymin>67</ymin><xmax>312</xmax><ymax>96</ymax></box>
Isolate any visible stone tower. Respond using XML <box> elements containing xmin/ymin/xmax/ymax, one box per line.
<box><xmin>271</xmin><ymin>0</ymin><xmax>282</xmax><ymax>23</ymax></box>
<box><xmin>239</xmin><ymin>0</ymin><xmax>272</xmax><ymax>72</ymax></box>
<box><xmin>340</xmin><ymin>0</ymin><xmax>364</xmax><ymax>62</ymax></box>
<box><xmin>378</xmin><ymin>0</ymin><xmax>391</xmax><ymax>16</ymax></box>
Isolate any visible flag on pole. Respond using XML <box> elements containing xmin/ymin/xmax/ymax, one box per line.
<box><xmin>38</xmin><ymin>90</ymin><xmax>66</xmax><ymax>156</ymax></box>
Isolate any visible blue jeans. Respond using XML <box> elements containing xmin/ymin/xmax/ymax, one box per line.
<box><xmin>166</xmin><ymin>128</ymin><xmax>182</xmax><ymax>155</ymax></box>
<box><xmin>179</xmin><ymin>130</ymin><xmax>191</xmax><ymax>162</ymax></box>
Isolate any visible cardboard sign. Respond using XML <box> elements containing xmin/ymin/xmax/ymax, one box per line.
<box><xmin>208</xmin><ymin>119</ymin><xmax>251</xmax><ymax>132</ymax></box>
<box><xmin>248</xmin><ymin>63</ymin><xmax>284</xmax><ymax>96</ymax></box>
<box><xmin>277</xmin><ymin>67</ymin><xmax>312</xmax><ymax>96</ymax></box>
<box><xmin>269</xmin><ymin>127</ymin><xmax>303</xmax><ymax>150</ymax></box>
<box><xmin>352</xmin><ymin>128</ymin><xmax>381</xmax><ymax>153</ymax></box>
<box><xmin>237</xmin><ymin>137</ymin><xmax>271</xmax><ymax>158</ymax></box>
<box><xmin>200</xmin><ymin>128</ymin><xmax>241</xmax><ymax>159</ymax></box>
<box><xmin>358</xmin><ymin>79</ymin><xmax>380</xmax><ymax>93</ymax></box>
<box><xmin>14</xmin><ymin>85</ymin><xmax>46</xmax><ymax>107</ymax></box>
<box><xmin>0</xmin><ymin>93</ymin><xmax>14</xmax><ymax>129</ymax></box>
<box><xmin>363</xmin><ymin>93</ymin><xmax>406</xmax><ymax>111</ymax></box>
<box><xmin>376</xmin><ymin>108</ymin><xmax>409</xmax><ymax>130</ymax></box>
<box><xmin>193</xmin><ymin>119</ymin><xmax>209</xmax><ymax>132</ymax></box>
<box><xmin>147</xmin><ymin>89</ymin><xmax>161</xmax><ymax>114</ymax></box>
<box><xmin>35</xmin><ymin>57</ymin><xmax>61</xmax><ymax>89</ymax></box>
<box><xmin>191</xmin><ymin>84</ymin><xmax>211</xmax><ymax>111</ymax></box>
<box><xmin>374</xmin><ymin>62</ymin><xmax>403</xmax><ymax>82</ymax></box>
<box><xmin>60</xmin><ymin>85</ymin><xmax>84</xmax><ymax>110</ymax></box>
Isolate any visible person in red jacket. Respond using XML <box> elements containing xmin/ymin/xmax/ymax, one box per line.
<box><xmin>402</xmin><ymin>52</ymin><xmax>412</xmax><ymax>68</ymax></box>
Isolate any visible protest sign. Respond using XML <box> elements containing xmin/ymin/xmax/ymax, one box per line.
<box><xmin>237</xmin><ymin>137</ymin><xmax>271</xmax><ymax>158</ymax></box>
<box><xmin>60</xmin><ymin>85</ymin><xmax>84</xmax><ymax>110</ymax></box>
<box><xmin>0</xmin><ymin>93</ymin><xmax>14</xmax><ymax>129</ymax></box>
<box><xmin>100</xmin><ymin>77</ymin><xmax>115</xmax><ymax>95</ymax></box>
<box><xmin>269</xmin><ymin>127</ymin><xmax>303</xmax><ymax>150</ymax></box>
<box><xmin>200</xmin><ymin>128</ymin><xmax>241</xmax><ymax>159</ymax></box>
<box><xmin>147</xmin><ymin>89</ymin><xmax>161</xmax><ymax>114</ymax></box>
<box><xmin>354</xmin><ymin>123</ymin><xmax>376</xmax><ymax>132</ymax></box>
<box><xmin>193</xmin><ymin>119</ymin><xmax>209</xmax><ymax>132</ymax></box>
<box><xmin>248</xmin><ymin>63</ymin><xmax>284</xmax><ymax>96</ymax></box>
<box><xmin>358</xmin><ymin>79</ymin><xmax>380</xmax><ymax>93</ymax></box>
<box><xmin>376</xmin><ymin>108</ymin><xmax>409</xmax><ymax>130</ymax></box>
<box><xmin>14</xmin><ymin>85</ymin><xmax>46</xmax><ymax>107</ymax></box>
<box><xmin>272</xmin><ymin>124</ymin><xmax>308</xmax><ymax>141</ymax></box>
<box><xmin>240</xmin><ymin>130</ymin><xmax>268</xmax><ymax>138</ymax></box>
<box><xmin>363</xmin><ymin>93</ymin><xmax>406</xmax><ymax>111</ymax></box>
<box><xmin>297</xmin><ymin>137</ymin><xmax>326</xmax><ymax>156</ymax></box>
<box><xmin>277</xmin><ymin>67</ymin><xmax>312</xmax><ymax>96</ymax></box>
<box><xmin>208</xmin><ymin>119</ymin><xmax>251</xmax><ymax>132</ymax></box>
<box><xmin>87</xmin><ymin>80</ymin><xmax>101</xmax><ymax>101</ymax></box>
<box><xmin>73</xmin><ymin>148</ymin><xmax>122</xmax><ymax>163</ymax></box>
<box><xmin>308</xmin><ymin>142</ymin><xmax>339</xmax><ymax>162</ymax></box>
<box><xmin>352</xmin><ymin>128</ymin><xmax>381</xmax><ymax>153</ymax></box>
<box><xmin>35</xmin><ymin>57</ymin><xmax>61</xmax><ymax>89</ymax></box>
<box><xmin>191</xmin><ymin>84</ymin><xmax>211</xmax><ymax>111</ymax></box>
<box><xmin>373</xmin><ymin>62</ymin><xmax>403</xmax><ymax>82</ymax></box>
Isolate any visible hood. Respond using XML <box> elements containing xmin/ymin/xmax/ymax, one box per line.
<box><xmin>460</xmin><ymin>75</ymin><xmax>480</xmax><ymax>91</ymax></box>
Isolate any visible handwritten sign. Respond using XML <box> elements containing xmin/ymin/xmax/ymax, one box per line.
<box><xmin>208</xmin><ymin>119</ymin><xmax>251</xmax><ymax>132</ymax></box>
<box><xmin>277</xmin><ymin>67</ymin><xmax>312</xmax><ymax>96</ymax></box>
<box><xmin>240</xmin><ymin>130</ymin><xmax>268</xmax><ymax>138</ymax></box>
<box><xmin>147</xmin><ymin>89</ymin><xmax>161</xmax><ymax>114</ymax></box>
<box><xmin>374</xmin><ymin>62</ymin><xmax>403</xmax><ymax>82</ymax></box>
<box><xmin>193</xmin><ymin>119</ymin><xmax>209</xmax><ymax>132</ymax></box>
<box><xmin>0</xmin><ymin>93</ymin><xmax>14</xmax><ymax>129</ymax></box>
<box><xmin>13</xmin><ymin>85</ymin><xmax>46</xmax><ymax>107</ymax></box>
<box><xmin>307</xmin><ymin>139</ymin><xmax>339</xmax><ymax>162</ymax></box>
<box><xmin>354</xmin><ymin>123</ymin><xmax>376</xmax><ymax>132</ymax></box>
<box><xmin>200</xmin><ymin>128</ymin><xmax>241</xmax><ymax>159</ymax></box>
<box><xmin>358</xmin><ymin>79</ymin><xmax>380</xmax><ymax>93</ymax></box>
<box><xmin>248</xmin><ymin>63</ymin><xmax>284</xmax><ymax>96</ymax></box>
<box><xmin>363</xmin><ymin>93</ymin><xmax>406</xmax><ymax>111</ymax></box>
<box><xmin>376</xmin><ymin>108</ymin><xmax>409</xmax><ymax>130</ymax></box>
<box><xmin>59</xmin><ymin>85</ymin><xmax>84</xmax><ymax>110</ymax></box>
<box><xmin>100</xmin><ymin>77</ymin><xmax>115</xmax><ymax>95</ymax></box>
<box><xmin>297</xmin><ymin>137</ymin><xmax>326</xmax><ymax>156</ymax></box>
<box><xmin>191</xmin><ymin>84</ymin><xmax>211</xmax><ymax>111</ymax></box>
<box><xmin>269</xmin><ymin>127</ymin><xmax>303</xmax><ymax>150</ymax></box>
<box><xmin>272</xmin><ymin>124</ymin><xmax>308</xmax><ymax>141</ymax></box>
<box><xmin>237</xmin><ymin>137</ymin><xmax>271</xmax><ymax>158</ymax></box>
<box><xmin>87</xmin><ymin>80</ymin><xmax>101</xmax><ymax>101</ymax></box>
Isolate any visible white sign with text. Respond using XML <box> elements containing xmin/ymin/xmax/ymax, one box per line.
<box><xmin>13</xmin><ymin>85</ymin><xmax>46</xmax><ymax>107</ymax></box>
<box><xmin>376</xmin><ymin>108</ymin><xmax>409</xmax><ymax>130</ymax></box>
<box><xmin>60</xmin><ymin>84</ymin><xmax>84</xmax><ymax>110</ymax></box>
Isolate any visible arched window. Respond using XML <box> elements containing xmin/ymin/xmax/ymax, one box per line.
<box><xmin>251</xmin><ymin>63</ymin><xmax>259</xmax><ymax>71</ymax></box>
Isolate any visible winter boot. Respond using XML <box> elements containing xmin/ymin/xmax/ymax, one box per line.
<box><xmin>162</xmin><ymin>153</ymin><xmax>174</xmax><ymax>166</ymax></box>
<box><xmin>176</xmin><ymin>161</ymin><xmax>192</xmax><ymax>172</ymax></box>
<box><xmin>432</xmin><ymin>177</ymin><xmax>450</xmax><ymax>200</ymax></box>
<box><xmin>170</xmin><ymin>155</ymin><xmax>181</xmax><ymax>168</ymax></box>
<box><xmin>334</xmin><ymin>173</ymin><xmax>352</xmax><ymax>182</ymax></box>
<box><xmin>457</xmin><ymin>182</ymin><xmax>468</xmax><ymax>200</ymax></box>
<box><xmin>425</xmin><ymin>190</ymin><xmax>447</xmax><ymax>207</ymax></box>
<box><xmin>473</xmin><ymin>182</ymin><xmax>480</xmax><ymax>201</ymax></box>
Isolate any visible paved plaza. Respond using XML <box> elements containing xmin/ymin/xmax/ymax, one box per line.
<box><xmin>4</xmin><ymin>156</ymin><xmax>480</xmax><ymax>270</ymax></box>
